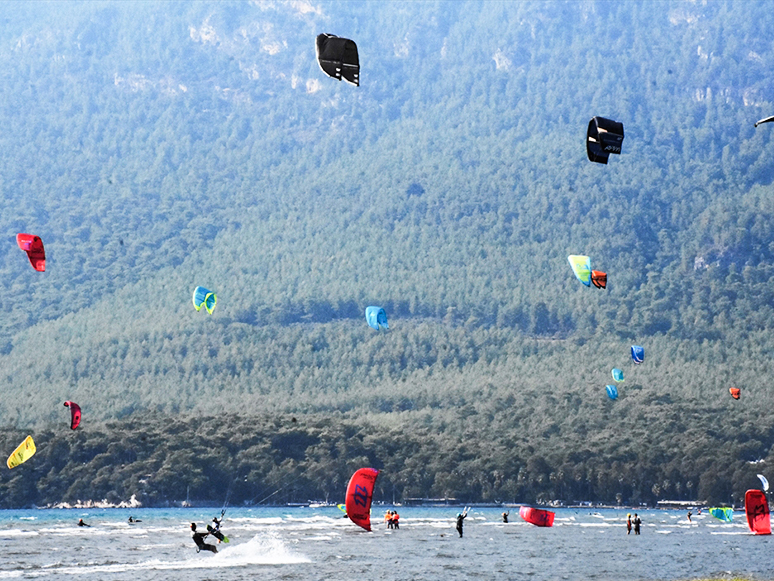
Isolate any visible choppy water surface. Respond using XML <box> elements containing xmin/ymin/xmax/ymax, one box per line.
<box><xmin>0</xmin><ymin>507</ymin><xmax>771</xmax><ymax>580</ymax></box>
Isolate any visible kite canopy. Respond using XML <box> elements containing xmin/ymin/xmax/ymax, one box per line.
<box><xmin>568</xmin><ymin>255</ymin><xmax>591</xmax><ymax>286</ymax></box>
<box><xmin>745</xmin><ymin>489</ymin><xmax>771</xmax><ymax>534</ymax></box>
<box><xmin>316</xmin><ymin>33</ymin><xmax>359</xmax><ymax>86</ymax></box>
<box><xmin>755</xmin><ymin>115</ymin><xmax>774</xmax><ymax>128</ymax></box>
<box><xmin>586</xmin><ymin>116</ymin><xmax>624</xmax><ymax>164</ymax></box>
<box><xmin>605</xmin><ymin>385</ymin><xmax>618</xmax><ymax>400</ymax></box>
<box><xmin>63</xmin><ymin>401</ymin><xmax>81</xmax><ymax>430</ymax></box>
<box><xmin>365</xmin><ymin>306</ymin><xmax>388</xmax><ymax>331</ymax></box>
<box><xmin>709</xmin><ymin>507</ymin><xmax>733</xmax><ymax>522</ymax></box>
<box><xmin>591</xmin><ymin>270</ymin><xmax>607</xmax><ymax>289</ymax></box>
<box><xmin>612</xmin><ymin>368</ymin><xmax>624</xmax><ymax>382</ymax></box>
<box><xmin>519</xmin><ymin>506</ymin><xmax>555</xmax><ymax>527</ymax></box>
<box><xmin>16</xmin><ymin>233</ymin><xmax>45</xmax><ymax>272</ymax></box>
<box><xmin>631</xmin><ymin>345</ymin><xmax>644</xmax><ymax>364</ymax></box>
<box><xmin>193</xmin><ymin>286</ymin><xmax>217</xmax><ymax>314</ymax></box>
<box><xmin>758</xmin><ymin>474</ymin><xmax>770</xmax><ymax>492</ymax></box>
<box><xmin>7</xmin><ymin>435</ymin><xmax>36</xmax><ymax>469</ymax></box>
<box><xmin>729</xmin><ymin>387</ymin><xmax>741</xmax><ymax>400</ymax></box>
<box><xmin>345</xmin><ymin>467</ymin><xmax>379</xmax><ymax>531</ymax></box>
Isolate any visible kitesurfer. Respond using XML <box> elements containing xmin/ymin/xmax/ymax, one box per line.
<box><xmin>392</xmin><ymin>511</ymin><xmax>400</xmax><ymax>529</ymax></box>
<box><xmin>384</xmin><ymin>510</ymin><xmax>392</xmax><ymax>528</ymax></box>
<box><xmin>456</xmin><ymin>511</ymin><xmax>467</xmax><ymax>538</ymax></box>
<box><xmin>207</xmin><ymin>517</ymin><xmax>226</xmax><ymax>543</ymax></box>
<box><xmin>128</xmin><ymin>516</ymin><xmax>141</xmax><ymax>523</ymax></box>
<box><xmin>633</xmin><ymin>513</ymin><xmax>641</xmax><ymax>535</ymax></box>
<box><xmin>77</xmin><ymin>518</ymin><xmax>90</xmax><ymax>527</ymax></box>
<box><xmin>502</xmin><ymin>511</ymin><xmax>509</xmax><ymax>523</ymax></box>
<box><xmin>687</xmin><ymin>511</ymin><xmax>692</xmax><ymax>523</ymax></box>
<box><xmin>190</xmin><ymin>523</ymin><xmax>218</xmax><ymax>554</ymax></box>
<box><xmin>626</xmin><ymin>514</ymin><xmax>632</xmax><ymax>534</ymax></box>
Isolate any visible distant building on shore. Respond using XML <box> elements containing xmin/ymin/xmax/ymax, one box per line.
<box><xmin>403</xmin><ymin>497</ymin><xmax>459</xmax><ymax>506</ymax></box>
<box><xmin>656</xmin><ymin>500</ymin><xmax>707</xmax><ymax>509</ymax></box>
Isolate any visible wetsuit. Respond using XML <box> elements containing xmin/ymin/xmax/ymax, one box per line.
<box><xmin>627</xmin><ymin>516</ymin><xmax>632</xmax><ymax>534</ymax></box>
<box><xmin>633</xmin><ymin>515</ymin><xmax>641</xmax><ymax>535</ymax></box>
<box><xmin>502</xmin><ymin>512</ymin><xmax>509</xmax><ymax>523</ymax></box>
<box><xmin>393</xmin><ymin>513</ymin><xmax>399</xmax><ymax>529</ymax></box>
<box><xmin>78</xmin><ymin>520</ymin><xmax>90</xmax><ymax>527</ymax></box>
<box><xmin>192</xmin><ymin>529</ymin><xmax>218</xmax><ymax>553</ymax></box>
<box><xmin>456</xmin><ymin>514</ymin><xmax>466</xmax><ymax>538</ymax></box>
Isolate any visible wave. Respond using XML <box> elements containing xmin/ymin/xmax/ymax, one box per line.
<box><xmin>0</xmin><ymin>533</ymin><xmax>310</xmax><ymax>578</ymax></box>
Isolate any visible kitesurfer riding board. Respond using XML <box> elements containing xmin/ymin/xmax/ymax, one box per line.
<box><xmin>208</xmin><ymin>512</ymin><xmax>229</xmax><ymax>543</ymax></box>
<box><xmin>190</xmin><ymin>523</ymin><xmax>217</xmax><ymax>554</ymax></box>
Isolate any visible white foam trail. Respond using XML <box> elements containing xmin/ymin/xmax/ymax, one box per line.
<box><xmin>0</xmin><ymin>533</ymin><xmax>310</xmax><ymax>578</ymax></box>
<box><xmin>0</xmin><ymin>531</ymin><xmax>40</xmax><ymax>538</ymax></box>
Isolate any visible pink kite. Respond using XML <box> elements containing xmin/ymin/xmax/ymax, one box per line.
<box><xmin>16</xmin><ymin>234</ymin><xmax>46</xmax><ymax>272</ymax></box>
<box><xmin>63</xmin><ymin>401</ymin><xmax>81</xmax><ymax>430</ymax></box>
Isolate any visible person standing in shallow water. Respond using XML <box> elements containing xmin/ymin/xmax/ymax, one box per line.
<box><xmin>626</xmin><ymin>514</ymin><xmax>632</xmax><ymax>534</ymax></box>
<box><xmin>456</xmin><ymin>511</ymin><xmax>467</xmax><ymax>537</ymax></box>
<box><xmin>633</xmin><ymin>513</ymin><xmax>641</xmax><ymax>535</ymax></box>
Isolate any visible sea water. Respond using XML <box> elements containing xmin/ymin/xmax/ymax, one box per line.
<box><xmin>0</xmin><ymin>507</ymin><xmax>770</xmax><ymax>580</ymax></box>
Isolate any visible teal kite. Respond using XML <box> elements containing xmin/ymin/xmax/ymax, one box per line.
<box><xmin>708</xmin><ymin>507</ymin><xmax>733</xmax><ymax>522</ymax></box>
<box><xmin>568</xmin><ymin>255</ymin><xmax>591</xmax><ymax>286</ymax></box>
<box><xmin>612</xmin><ymin>368</ymin><xmax>624</xmax><ymax>382</ymax></box>
<box><xmin>193</xmin><ymin>286</ymin><xmax>217</xmax><ymax>314</ymax></box>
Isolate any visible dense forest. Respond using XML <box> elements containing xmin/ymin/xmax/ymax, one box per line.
<box><xmin>0</xmin><ymin>1</ymin><xmax>773</xmax><ymax>506</ymax></box>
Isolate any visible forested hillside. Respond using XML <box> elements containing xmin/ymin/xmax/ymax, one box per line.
<box><xmin>0</xmin><ymin>1</ymin><xmax>773</xmax><ymax>506</ymax></box>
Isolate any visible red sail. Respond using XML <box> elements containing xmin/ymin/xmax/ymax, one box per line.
<box><xmin>345</xmin><ymin>467</ymin><xmax>379</xmax><ymax>531</ymax></box>
<box><xmin>63</xmin><ymin>401</ymin><xmax>81</xmax><ymax>430</ymax></box>
<box><xmin>745</xmin><ymin>489</ymin><xmax>771</xmax><ymax>534</ymax></box>
<box><xmin>519</xmin><ymin>506</ymin><xmax>555</xmax><ymax>527</ymax></box>
<box><xmin>16</xmin><ymin>234</ymin><xmax>46</xmax><ymax>272</ymax></box>
<box><xmin>591</xmin><ymin>270</ymin><xmax>607</xmax><ymax>289</ymax></box>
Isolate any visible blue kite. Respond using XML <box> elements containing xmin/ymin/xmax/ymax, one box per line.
<box><xmin>193</xmin><ymin>286</ymin><xmax>217</xmax><ymax>315</ymax></box>
<box><xmin>365</xmin><ymin>306</ymin><xmax>388</xmax><ymax>331</ymax></box>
